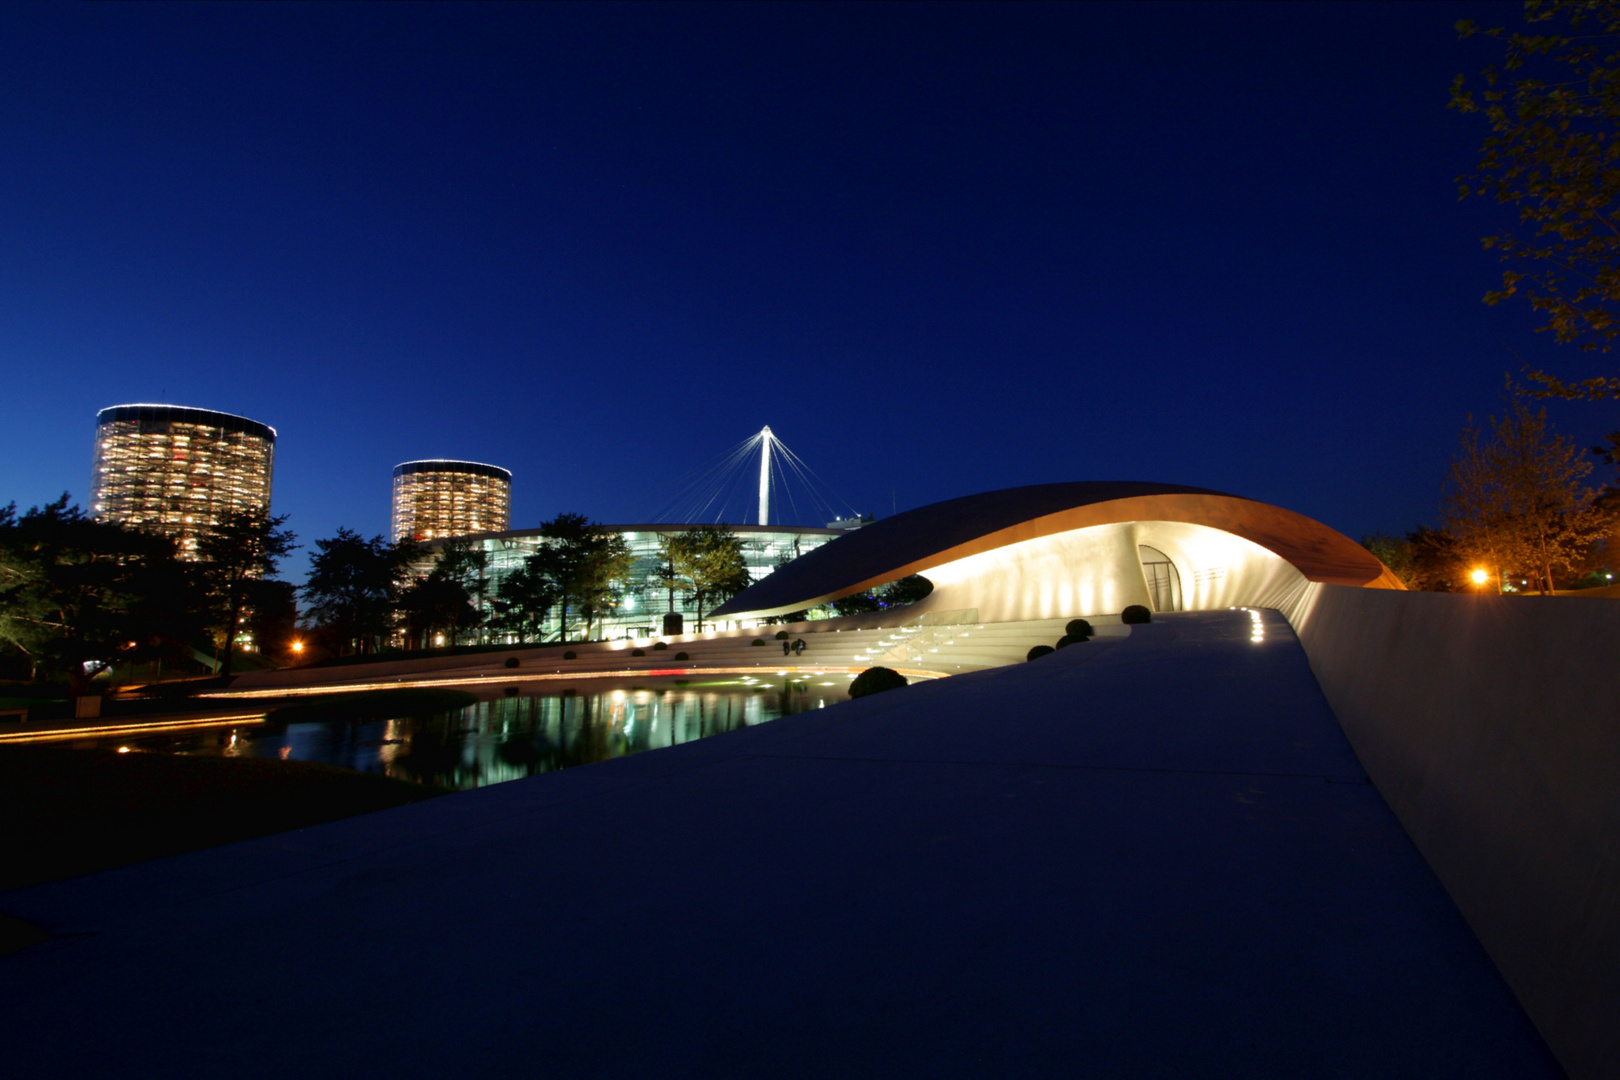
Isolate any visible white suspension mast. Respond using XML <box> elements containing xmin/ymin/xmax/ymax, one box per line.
<box><xmin>757</xmin><ymin>425</ymin><xmax>773</xmax><ymax>526</ymax></box>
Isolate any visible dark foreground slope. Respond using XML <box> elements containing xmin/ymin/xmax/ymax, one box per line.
<box><xmin>0</xmin><ymin>611</ymin><xmax>1558</xmax><ymax>1078</ymax></box>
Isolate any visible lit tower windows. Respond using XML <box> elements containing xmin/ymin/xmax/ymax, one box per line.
<box><xmin>91</xmin><ymin>404</ymin><xmax>276</xmax><ymax>559</ymax></box>
<box><xmin>391</xmin><ymin>460</ymin><xmax>512</xmax><ymax>542</ymax></box>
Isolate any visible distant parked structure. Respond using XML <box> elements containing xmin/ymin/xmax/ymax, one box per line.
<box><xmin>91</xmin><ymin>404</ymin><xmax>276</xmax><ymax>559</ymax></box>
<box><xmin>392</xmin><ymin>459</ymin><xmax>512</xmax><ymax>543</ymax></box>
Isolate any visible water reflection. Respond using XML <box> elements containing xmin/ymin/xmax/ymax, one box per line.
<box><xmin>79</xmin><ymin>677</ymin><xmax>846</xmax><ymax>792</ymax></box>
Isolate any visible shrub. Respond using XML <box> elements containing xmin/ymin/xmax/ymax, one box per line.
<box><xmin>1064</xmin><ymin>619</ymin><xmax>1093</xmax><ymax>640</ymax></box>
<box><xmin>631</xmin><ymin>648</ymin><xmax>645</xmax><ymax>657</ymax></box>
<box><xmin>503</xmin><ymin>686</ymin><xmax>519</xmax><ymax>697</ymax></box>
<box><xmin>1121</xmin><ymin>605</ymin><xmax>1152</xmax><ymax>624</ymax></box>
<box><xmin>674</xmin><ymin>651</ymin><xmax>689</xmax><ymax>661</ymax></box>
<box><xmin>751</xmin><ymin>638</ymin><xmax>766</xmax><ymax>646</ymax></box>
<box><xmin>775</xmin><ymin>630</ymin><xmax>790</xmax><ymax>640</ymax></box>
<box><xmin>1026</xmin><ymin>644</ymin><xmax>1055</xmax><ymax>661</ymax></box>
<box><xmin>1054</xmin><ymin>633</ymin><xmax>1089</xmax><ymax>649</ymax></box>
<box><xmin>849</xmin><ymin>666</ymin><xmax>908</xmax><ymax>699</ymax></box>
<box><xmin>652</xmin><ymin>641</ymin><xmax>668</xmax><ymax>651</ymax></box>
<box><xmin>504</xmin><ymin>657</ymin><xmax>520</xmax><ymax>668</ymax></box>
<box><xmin>562</xmin><ymin>650</ymin><xmax>577</xmax><ymax>660</ymax></box>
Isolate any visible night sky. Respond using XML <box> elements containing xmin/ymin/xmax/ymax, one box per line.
<box><xmin>4</xmin><ymin>2</ymin><xmax>1614</xmax><ymax>580</ymax></box>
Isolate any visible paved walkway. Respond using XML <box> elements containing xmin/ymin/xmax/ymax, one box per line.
<box><xmin>0</xmin><ymin>611</ymin><xmax>1559</xmax><ymax>1077</ymax></box>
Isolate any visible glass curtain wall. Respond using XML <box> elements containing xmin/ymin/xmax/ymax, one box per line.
<box><xmin>459</xmin><ymin>525</ymin><xmax>840</xmax><ymax>641</ymax></box>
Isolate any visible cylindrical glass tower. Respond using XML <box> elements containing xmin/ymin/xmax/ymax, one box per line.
<box><xmin>391</xmin><ymin>460</ymin><xmax>512</xmax><ymax>543</ymax></box>
<box><xmin>92</xmin><ymin>404</ymin><xmax>277</xmax><ymax>559</ymax></box>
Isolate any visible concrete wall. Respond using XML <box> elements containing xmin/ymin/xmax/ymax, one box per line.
<box><xmin>1281</xmin><ymin>584</ymin><xmax>1620</xmax><ymax>1080</ymax></box>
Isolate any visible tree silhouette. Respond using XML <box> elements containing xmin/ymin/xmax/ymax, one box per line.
<box><xmin>302</xmin><ymin>529</ymin><xmax>418</xmax><ymax>655</ymax></box>
<box><xmin>196</xmin><ymin>507</ymin><xmax>297</xmax><ymax>676</ymax></box>
<box><xmin>667</xmin><ymin>526</ymin><xmax>751</xmax><ymax>632</ymax></box>
<box><xmin>1454</xmin><ymin>2</ymin><xmax>1620</xmax><ymax>394</ymax></box>
<box><xmin>0</xmin><ymin>495</ymin><xmax>191</xmax><ymax>693</ymax></box>
<box><xmin>1442</xmin><ymin>395</ymin><xmax>1613</xmax><ymax>592</ymax></box>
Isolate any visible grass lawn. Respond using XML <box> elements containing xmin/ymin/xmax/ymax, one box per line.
<box><xmin>0</xmin><ymin>747</ymin><xmax>445</xmax><ymax>897</ymax></box>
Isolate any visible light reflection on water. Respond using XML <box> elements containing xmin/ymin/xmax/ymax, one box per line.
<box><xmin>93</xmin><ymin>677</ymin><xmax>846</xmax><ymax>791</ymax></box>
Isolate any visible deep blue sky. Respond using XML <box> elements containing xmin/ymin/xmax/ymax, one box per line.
<box><xmin>4</xmin><ymin>1</ymin><xmax>1615</xmax><ymax>579</ymax></box>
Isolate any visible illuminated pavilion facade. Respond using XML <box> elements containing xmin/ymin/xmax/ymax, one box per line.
<box><xmin>713</xmin><ymin>481</ymin><xmax>1402</xmax><ymax>625</ymax></box>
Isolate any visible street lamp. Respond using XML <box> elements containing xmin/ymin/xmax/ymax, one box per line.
<box><xmin>1471</xmin><ymin>568</ymin><xmax>1490</xmax><ymax>591</ymax></box>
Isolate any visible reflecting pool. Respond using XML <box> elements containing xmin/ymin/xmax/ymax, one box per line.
<box><xmin>87</xmin><ymin>675</ymin><xmax>849</xmax><ymax>791</ymax></box>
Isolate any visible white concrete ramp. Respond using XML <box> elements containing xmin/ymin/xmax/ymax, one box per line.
<box><xmin>0</xmin><ymin>610</ymin><xmax>1558</xmax><ymax>1077</ymax></box>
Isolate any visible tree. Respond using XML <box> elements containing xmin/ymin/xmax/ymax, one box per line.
<box><xmin>831</xmin><ymin>591</ymin><xmax>882</xmax><ymax>616</ymax></box>
<box><xmin>574</xmin><ymin>531</ymin><xmax>634</xmax><ymax>641</ymax></box>
<box><xmin>831</xmin><ymin>574</ymin><xmax>933</xmax><ymax>616</ymax></box>
<box><xmin>877</xmin><ymin>574</ymin><xmax>933</xmax><ymax>607</ymax></box>
<box><xmin>667</xmin><ymin>526</ymin><xmax>752</xmax><ymax>632</ymax></box>
<box><xmin>490</xmin><ymin>551</ymin><xmax>558</xmax><ymax>643</ymax></box>
<box><xmin>398</xmin><ymin>573</ymin><xmax>478</xmax><ymax>650</ymax></box>
<box><xmin>537</xmin><ymin>513</ymin><xmax>591</xmax><ymax>641</ymax></box>
<box><xmin>536</xmin><ymin>514</ymin><xmax>634</xmax><ymax>641</ymax></box>
<box><xmin>651</xmin><ymin>533</ymin><xmax>683</xmax><ymax>615</ymax></box>
<box><xmin>245</xmin><ymin>579</ymin><xmax>300</xmax><ymax>661</ymax></box>
<box><xmin>302</xmin><ymin>529</ymin><xmax>418</xmax><ymax>655</ymax></box>
<box><xmin>433</xmin><ymin>539</ymin><xmax>491</xmax><ymax>643</ymax></box>
<box><xmin>1441</xmin><ymin>396</ymin><xmax>1613</xmax><ymax>592</ymax></box>
<box><xmin>0</xmin><ymin>495</ymin><xmax>190</xmax><ymax>693</ymax></box>
<box><xmin>1452</xmin><ymin>2</ymin><xmax>1620</xmax><ymax>393</ymax></box>
<box><xmin>195</xmin><ymin>508</ymin><xmax>297</xmax><ymax>677</ymax></box>
<box><xmin>397</xmin><ymin>539</ymin><xmax>487</xmax><ymax>650</ymax></box>
<box><xmin>1360</xmin><ymin>528</ymin><xmax>1468</xmax><ymax>591</ymax></box>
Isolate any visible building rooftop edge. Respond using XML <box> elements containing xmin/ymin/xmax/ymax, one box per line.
<box><xmin>426</xmin><ymin>523</ymin><xmax>845</xmax><ymax>544</ymax></box>
<box><xmin>96</xmin><ymin>404</ymin><xmax>278</xmax><ymax>439</ymax></box>
<box><xmin>393</xmin><ymin>459</ymin><xmax>513</xmax><ymax>479</ymax></box>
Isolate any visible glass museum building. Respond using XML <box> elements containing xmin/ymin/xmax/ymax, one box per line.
<box><xmin>437</xmin><ymin>523</ymin><xmax>846</xmax><ymax>640</ymax></box>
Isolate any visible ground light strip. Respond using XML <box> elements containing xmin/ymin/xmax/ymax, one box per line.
<box><xmin>201</xmin><ymin>666</ymin><xmax>948</xmax><ymax>700</ymax></box>
<box><xmin>0</xmin><ymin>712</ymin><xmax>269</xmax><ymax>744</ymax></box>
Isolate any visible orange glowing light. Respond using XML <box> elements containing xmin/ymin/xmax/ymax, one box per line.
<box><xmin>291</xmin><ymin>640</ymin><xmax>305</xmax><ymax>653</ymax></box>
<box><xmin>1471</xmin><ymin>568</ymin><xmax>1489</xmax><ymax>586</ymax></box>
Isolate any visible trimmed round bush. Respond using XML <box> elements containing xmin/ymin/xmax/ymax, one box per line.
<box><xmin>849</xmin><ymin>666</ymin><xmax>908</xmax><ymax>699</ymax></box>
<box><xmin>1026</xmin><ymin>644</ymin><xmax>1055</xmax><ymax>661</ymax></box>
<box><xmin>674</xmin><ymin>651</ymin><xmax>689</xmax><ymax>661</ymax></box>
<box><xmin>1065</xmin><ymin>619</ymin><xmax>1094</xmax><ymax>640</ymax></box>
<box><xmin>631</xmin><ymin>648</ymin><xmax>645</xmax><ymax>657</ymax></box>
<box><xmin>1121</xmin><ymin>605</ymin><xmax>1152</xmax><ymax>624</ymax></box>
<box><xmin>652</xmin><ymin>641</ymin><xmax>669</xmax><ymax>651</ymax></box>
<box><xmin>775</xmin><ymin>630</ymin><xmax>791</xmax><ymax>640</ymax></box>
<box><xmin>752</xmin><ymin>638</ymin><xmax>766</xmax><ymax>646</ymax></box>
<box><xmin>562</xmin><ymin>650</ymin><xmax>577</xmax><ymax>660</ymax></box>
<box><xmin>1055</xmin><ymin>633</ymin><xmax>1089</xmax><ymax>649</ymax></box>
<box><xmin>504</xmin><ymin>657</ymin><xmax>520</xmax><ymax>668</ymax></box>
